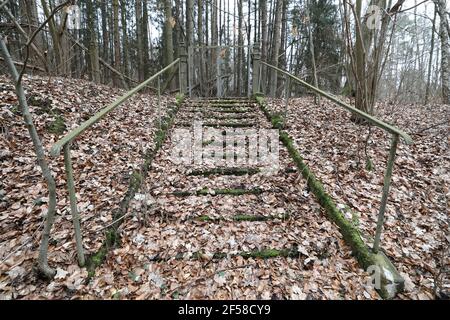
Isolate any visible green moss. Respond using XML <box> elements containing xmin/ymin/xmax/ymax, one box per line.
<box><xmin>240</xmin><ymin>248</ymin><xmax>299</xmax><ymax>259</ymax></box>
<box><xmin>86</xmin><ymin>245</ymin><xmax>108</xmax><ymax>278</ymax></box>
<box><xmin>175</xmin><ymin>93</ymin><xmax>185</xmax><ymax>105</ymax></box>
<box><xmin>130</xmin><ymin>171</ymin><xmax>143</xmax><ymax>190</ymax></box>
<box><xmin>271</xmin><ymin>113</ymin><xmax>285</xmax><ymax>129</ymax></box>
<box><xmin>194</xmin><ymin>100</ymin><xmax>248</xmax><ymax>105</ymax></box>
<box><xmin>186</xmin><ymin>108</ymin><xmax>253</xmax><ymax>114</ymax></box>
<box><xmin>202</xmin><ymin>139</ymin><xmax>215</xmax><ymax>147</ymax></box>
<box><xmin>211</xmin><ymin>114</ymin><xmax>255</xmax><ymax>121</ymax></box>
<box><xmin>365</xmin><ymin>158</ymin><xmax>375</xmax><ymax>172</ymax></box>
<box><xmin>254</xmin><ymin>95</ymin><xmax>265</xmax><ymax>105</ymax></box>
<box><xmin>106</xmin><ymin>229</ymin><xmax>119</xmax><ymax>247</ymax></box>
<box><xmin>153</xmin><ymin>246</ymin><xmax>304</xmax><ymax>262</ymax></box>
<box><xmin>281</xmin><ymin>130</ymin><xmax>375</xmax><ymax>268</ymax></box>
<box><xmin>212</xmin><ymin>252</ymin><xmax>228</xmax><ymax>259</ymax></box>
<box><xmin>47</xmin><ymin>114</ymin><xmax>66</xmax><ymax>135</ymax></box>
<box><xmin>256</xmin><ymin>96</ymin><xmax>376</xmax><ymax>270</ymax></box>
<box><xmin>10</xmin><ymin>105</ymin><xmax>21</xmax><ymax>115</ymax></box>
<box><xmin>172</xmin><ymin>191</ymin><xmax>193</xmax><ymax>197</ymax></box>
<box><xmin>197</xmin><ymin>215</ymin><xmax>213</xmax><ymax>222</ymax></box>
<box><xmin>171</xmin><ymin>291</ymin><xmax>180</xmax><ymax>299</ymax></box>
<box><xmin>112</xmin><ymin>291</ymin><xmax>122</xmax><ymax>299</ymax></box>
<box><xmin>188</xmin><ymin>167</ymin><xmax>260</xmax><ymax>177</ymax></box>
<box><xmin>216</xmin><ymin>108</ymin><xmax>253</xmax><ymax>113</ymax></box>
<box><xmin>214</xmin><ymin>122</ymin><xmax>254</xmax><ymax>128</ymax></box>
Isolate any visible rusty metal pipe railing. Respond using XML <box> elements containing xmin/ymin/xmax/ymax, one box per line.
<box><xmin>51</xmin><ymin>58</ymin><xmax>180</xmax><ymax>265</ymax></box>
<box><xmin>257</xmin><ymin>59</ymin><xmax>412</xmax><ymax>254</ymax></box>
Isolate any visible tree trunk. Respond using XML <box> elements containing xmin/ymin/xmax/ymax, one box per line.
<box><xmin>142</xmin><ymin>0</ymin><xmax>150</xmax><ymax>79</ymax></box>
<box><xmin>120</xmin><ymin>0</ymin><xmax>131</xmax><ymax>86</ymax></box>
<box><xmin>425</xmin><ymin>6</ymin><xmax>437</xmax><ymax>104</ymax></box>
<box><xmin>237</xmin><ymin>0</ymin><xmax>243</xmax><ymax>95</ymax></box>
<box><xmin>435</xmin><ymin>0</ymin><xmax>450</xmax><ymax>104</ymax></box>
<box><xmin>163</xmin><ymin>0</ymin><xmax>175</xmax><ymax>89</ymax></box>
<box><xmin>306</xmin><ymin>1</ymin><xmax>320</xmax><ymax>104</ymax></box>
<box><xmin>198</xmin><ymin>0</ymin><xmax>205</xmax><ymax>95</ymax></box>
<box><xmin>86</xmin><ymin>0</ymin><xmax>101</xmax><ymax>83</ymax></box>
<box><xmin>186</xmin><ymin>0</ymin><xmax>194</xmax><ymax>46</ymax></box>
<box><xmin>136</xmin><ymin>0</ymin><xmax>144</xmax><ymax>82</ymax></box>
<box><xmin>211</xmin><ymin>0</ymin><xmax>218</xmax><ymax>94</ymax></box>
<box><xmin>260</xmin><ymin>0</ymin><xmax>268</xmax><ymax>93</ymax></box>
<box><xmin>40</xmin><ymin>0</ymin><xmax>61</xmax><ymax>74</ymax></box>
<box><xmin>19</xmin><ymin>0</ymin><xmax>44</xmax><ymax>65</ymax></box>
<box><xmin>101</xmin><ymin>1</ymin><xmax>110</xmax><ymax>82</ymax></box>
<box><xmin>269</xmin><ymin>0</ymin><xmax>283</xmax><ymax>97</ymax></box>
<box><xmin>354</xmin><ymin>0</ymin><xmax>368</xmax><ymax>113</ymax></box>
<box><xmin>113</xmin><ymin>0</ymin><xmax>121</xmax><ymax>87</ymax></box>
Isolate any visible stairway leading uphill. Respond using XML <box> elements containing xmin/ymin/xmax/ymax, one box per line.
<box><xmin>100</xmin><ymin>98</ymin><xmax>372</xmax><ymax>299</ymax></box>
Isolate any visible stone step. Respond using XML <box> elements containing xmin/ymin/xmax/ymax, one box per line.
<box><xmin>126</xmin><ymin>257</ymin><xmax>298</xmax><ymax>299</ymax></box>
<box><xmin>145</xmin><ymin>188</ymin><xmax>307</xmax><ymax>223</ymax></box>
<box><xmin>187</xmin><ymin>167</ymin><xmax>261</xmax><ymax>177</ymax></box>
<box><xmin>149</xmin><ymin>246</ymin><xmax>301</xmax><ymax>263</ymax></box>
<box><xmin>183</xmin><ymin>108</ymin><xmax>255</xmax><ymax>114</ymax></box>
<box><xmin>186</xmin><ymin>104</ymin><xmax>257</xmax><ymax>110</ymax></box>
<box><xmin>188</xmin><ymin>99</ymin><xmax>253</xmax><ymax>105</ymax></box>
<box><xmin>128</xmin><ymin>219</ymin><xmax>310</xmax><ymax>263</ymax></box>
<box><xmin>176</xmin><ymin>122</ymin><xmax>257</xmax><ymax>128</ymax></box>
<box><xmin>178</xmin><ymin>114</ymin><xmax>258</xmax><ymax>121</ymax></box>
<box><xmin>172</xmin><ymin>187</ymin><xmax>265</xmax><ymax>197</ymax></box>
<box><xmin>185</xmin><ymin>102</ymin><xmax>256</xmax><ymax>107</ymax></box>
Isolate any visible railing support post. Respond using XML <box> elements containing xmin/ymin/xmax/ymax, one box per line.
<box><xmin>252</xmin><ymin>43</ymin><xmax>261</xmax><ymax>95</ymax></box>
<box><xmin>157</xmin><ymin>75</ymin><xmax>161</xmax><ymax>128</ymax></box>
<box><xmin>373</xmin><ymin>134</ymin><xmax>400</xmax><ymax>253</ymax></box>
<box><xmin>180</xmin><ymin>41</ymin><xmax>188</xmax><ymax>95</ymax></box>
<box><xmin>63</xmin><ymin>143</ymin><xmax>85</xmax><ymax>267</ymax></box>
<box><xmin>284</xmin><ymin>74</ymin><xmax>290</xmax><ymax>119</ymax></box>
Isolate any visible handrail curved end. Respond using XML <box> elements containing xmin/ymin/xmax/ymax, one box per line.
<box><xmin>50</xmin><ymin>144</ymin><xmax>63</xmax><ymax>157</ymax></box>
<box><xmin>401</xmin><ymin>133</ymin><xmax>413</xmax><ymax>145</ymax></box>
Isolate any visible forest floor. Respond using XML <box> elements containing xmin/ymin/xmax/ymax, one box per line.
<box><xmin>0</xmin><ymin>75</ymin><xmax>448</xmax><ymax>300</ymax></box>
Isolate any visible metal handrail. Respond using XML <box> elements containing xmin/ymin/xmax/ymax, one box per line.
<box><xmin>49</xmin><ymin>58</ymin><xmax>181</xmax><ymax>266</ymax></box>
<box><xmin>255</xmin><ymin>59</ymin><xmax>412</xmax><ymax>254</ymax></box>
<box><xmin>51</xmin><ymin>58</ymin><xmax>180</xmax><ymax>156</ymax></box>
<box><xmin>259</xmin><ymin>61</ymin><xmax>413</xmax><ymax>145</ymax></box>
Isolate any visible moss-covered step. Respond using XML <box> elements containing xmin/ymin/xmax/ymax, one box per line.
<box><xmin>176</xmin><ymin>122</ymin><xmax>256</xmax><ymax>128</ymax></box>
<box><xmin>188</xmin><ymin>100</ymin><xmax>252</xmax><ymax>105</ymax></box>
<box><xmin>173</xmin><ymin>187</ymin><xmax>264</xmax><ymax>197</ymax></box>
<box><xmin>185</xmin><ymin>105</ymin><xmax>255</xmax><ymax>110</ymax></box>
<box><xmin>184</xmin><ymin>108</ymin><xmax>255</xmax><ymax>114</ymax></box>
<box><xmin>179</xmin><ymin>114</ymin><xmax>257</xmax><ymax>121</ymax></box>
<box><xmin>149</xmin><ymin>247</ymin><xmax>302</xmax><ymax>262</ymax></box>
<box><xmin>187</xmin><ymin>167</ymin><xmax>260</xmax><ymax>176</ymax></box>
<box><xmin>209</xmin><ymin>114</ymin><xmax>257</xmax><ymax>121</ymax></box>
